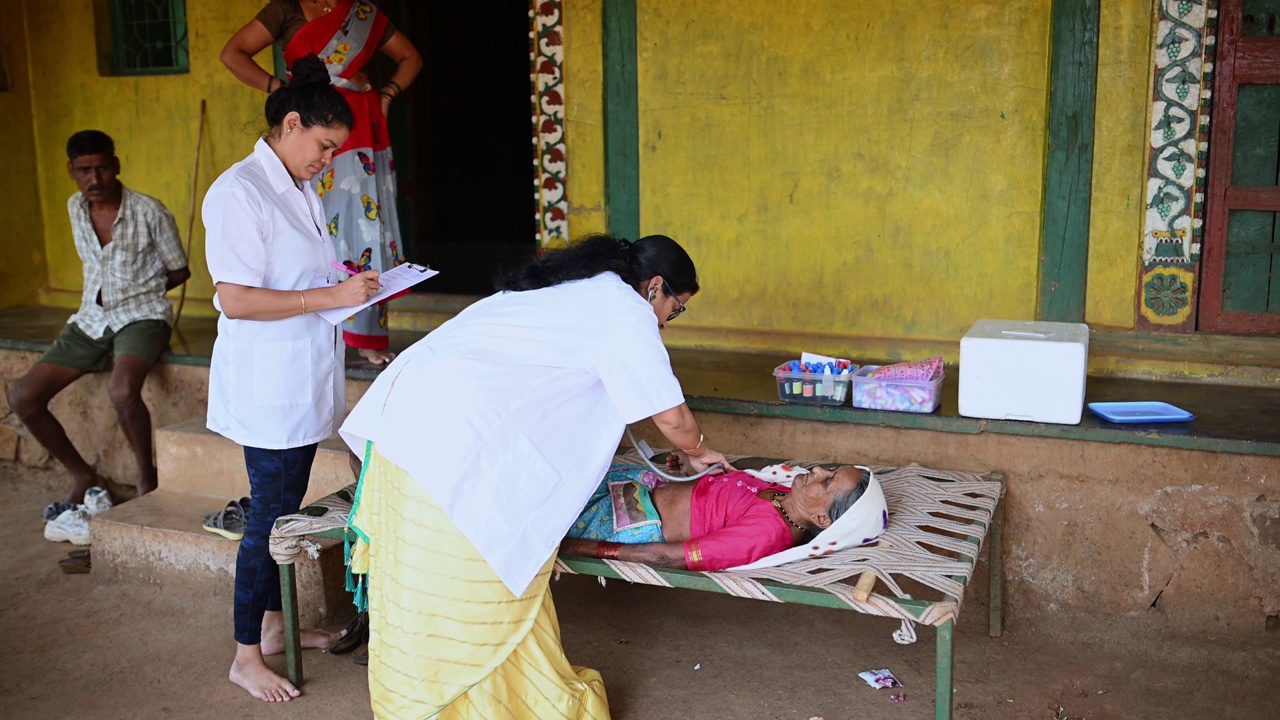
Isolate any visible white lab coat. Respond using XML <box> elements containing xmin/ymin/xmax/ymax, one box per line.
<box><xmin>203</xmin><ymin>139</ymin><xmax>346</xmax><ymax>449</ymax></box>
<box><xmin>341</xmin><ymin>272</ymin><xmax>686</xmax><ymax>596</ymax></box>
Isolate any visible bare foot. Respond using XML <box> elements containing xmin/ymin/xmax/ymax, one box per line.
<box><xmin>260</xmin><ymin>626</ymin><xmax>345</xmax><ymax>656</ymax></box>
<box><xmin>229</xmin><ymin>650</ymin><xmax>300</xmax><ymax>702</ymax></box>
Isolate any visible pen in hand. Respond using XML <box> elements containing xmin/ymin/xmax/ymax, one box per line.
<box><xmin>329</xmin><ymin>261</ymin><xmax>359</xmax><ymax>277</ymax></box>
<box><xmin>330</xmin><ymin>261</ymin><xmax>382</xmax><ymax>296</ymax></box>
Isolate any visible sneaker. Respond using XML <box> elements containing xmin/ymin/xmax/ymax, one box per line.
<box><xmin>43</xmin><ymin>501</ymin><xmax>80</xmax><ymax>522</ymax></box>
<box><xmin>44</xmin><ymin>507</ymin><xmax>92</xmax><ymax>545</ymax></box>
<box><xmin>83</xmin><ymin>487</ymin><xmax>114</xmax><ymax>517</ymax></box>
<box><xmin>202</xmin><ymin>501</ymin><xmax>247</xmax><ymax>541</ymax></box>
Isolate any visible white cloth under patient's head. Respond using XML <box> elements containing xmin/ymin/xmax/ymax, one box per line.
<box><xmin>729</xmin><ymin>463</ymin><xmax>888</xmax><ymax>571</ymax></box>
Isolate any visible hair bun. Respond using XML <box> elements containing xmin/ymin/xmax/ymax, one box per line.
<box><xmin>290</xmin><ymin>55</ymin><xmax>332</xmax><ymax>87</ymax></box>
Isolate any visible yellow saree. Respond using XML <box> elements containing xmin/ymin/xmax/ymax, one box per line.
<box><xmin>350</xmin><ymin>445</ymin><xmax>610</xmax><ymax>719</ymax></box>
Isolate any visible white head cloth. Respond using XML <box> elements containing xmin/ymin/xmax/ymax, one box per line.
<box><xmin>728</xmin><ymin>464</ymin><xmax>888</xmax><ymax>571</ymax></box>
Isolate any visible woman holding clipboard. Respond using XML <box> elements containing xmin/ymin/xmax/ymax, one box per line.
<box><xmin>202</xmin><ymin>55</ymin><xmax>379</xmax><ymax>703</ymax></box>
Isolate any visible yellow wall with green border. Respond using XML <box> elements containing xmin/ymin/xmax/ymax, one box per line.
<box><xmin>572</xmin><ymin>1</ymin><xmax>1055</xmax><ymax>357</ymax></box>
<box><xmin>1085</xmin><ymin>0</ymin><xmax>1153</xmax><ymax>331</ymax></box>
<box><xmin>5</xmin><ymin>1</ymin><xmax>1232</xmax><ymax>368</ymax></box>
<box><xmin>565</xmin><ymin>0</ymin><xmax>1162</xmax><ymax>355</ymax></box>
<box><xmin>23</xmin><ymin>0</ymin><xmax>275</xmax><ymax>317</ymax></box>
<box><xmin>0</xmin><ymin>1</ymin><xmax>47</xmax><ymax>309</ymax></box>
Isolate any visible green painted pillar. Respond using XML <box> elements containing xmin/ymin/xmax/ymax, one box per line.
<box><xmin>602</xmin><ymin>0</ymin><xmax>640</xmax><ymax>240</ymax></box>
<box><xmin>1038</xmin><ymin>0</ymin><xmax>1100</xmax><ymax>322</ymax></box>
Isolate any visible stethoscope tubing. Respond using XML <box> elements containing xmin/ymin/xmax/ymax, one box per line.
<box><xmin>624</xmin><ymin>426</ymin><xmax>723</xmax><ymax>482</ymax></box>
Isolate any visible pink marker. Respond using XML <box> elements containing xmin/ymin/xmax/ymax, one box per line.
<box><xmin>329</xmin><ymin>261</ymin><xmax>358</xmax><ymax>276</ymax></box>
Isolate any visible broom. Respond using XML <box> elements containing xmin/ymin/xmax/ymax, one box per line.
<box><xmin>172</xmin><ymin>99</ymin><xmax>206</xmax><ymax>352</ymax></box>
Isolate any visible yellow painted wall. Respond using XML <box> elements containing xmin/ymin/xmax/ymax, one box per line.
<box><xmin>635</xmin><ymin>1</ymin><xmax>1053</xmax><ymax>349</ymax></box>
<box><xmin>0</xmin><ymin>1</ymin><xmax>47</xmax><ymax>308</ymax></box>
<box><xmin>9</xmin><ymin>1</ymin><xmax>1235</xmax><ymax>369</ymax></box>
<box><xmin>1085</xmin><ymin>0</ymin><xmax>1154</xmax><ymax>330</ymax></box>
<box><xmin>23</xmin><ymin>0</ymin><xmax>276</xmax><ymax>317</ymax></box>
<box><xmin>563</xmin><ymin>0</ymin><xmax>607</xmax><ymax>237</ymax></box>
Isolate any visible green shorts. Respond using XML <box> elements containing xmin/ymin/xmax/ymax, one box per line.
<box><xmin>40</xmin><ymin>319</ymin><xmax>172</xmax><ymax>373</ymax></box>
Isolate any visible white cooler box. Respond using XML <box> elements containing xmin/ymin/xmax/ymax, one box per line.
<box><xmin>958</xmin><ymin>319</ymin><xmax>1089</xmax><ymax>424</ymax></box>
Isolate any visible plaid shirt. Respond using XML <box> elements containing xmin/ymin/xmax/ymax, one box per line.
<box><xmin>67</xmin><ymin>184</ymin><xmax>188</xmax><ymax>338</ymax></box>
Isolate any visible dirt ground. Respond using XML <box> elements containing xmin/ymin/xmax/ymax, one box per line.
<box><xmin>1</xmin><ymin>462</ymin><xmax>1277</xmax><ymax>720</ymax></box>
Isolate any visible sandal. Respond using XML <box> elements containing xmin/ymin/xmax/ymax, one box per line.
<box><xmin>58</xmin><ymin>549</ymin><xmax>91</xmax><ymax>574</ymax></box>
<box><xmin>201</xmin><ymin>501</ymin><xmax>247</xmax><ymax>541</ymax></box>
<box><xmin>327</xmin><ymin>612</ymin><xmax>369</xmax><ymax>655</ymax></box>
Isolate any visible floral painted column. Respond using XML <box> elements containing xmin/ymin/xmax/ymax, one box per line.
<box><xmin>1138</xmin><ymin>0</ymin><xmax>1217</xmax><ymax>330</ymax></box>
<box><xmin>531</xmin><ymin>0</ymin><xmax>569</xmax><ymax>249</ymax></box>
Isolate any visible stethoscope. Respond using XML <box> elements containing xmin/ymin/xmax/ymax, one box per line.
<box><xmin>624</xmin><ymin>425</ymin><xmax>725</xmax><ymax>482</ymax></box>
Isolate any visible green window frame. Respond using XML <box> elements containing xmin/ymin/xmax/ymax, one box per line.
<box><xmin>108</xmin><ymin>0</ymin><xmax>189</xmax><ymax>76</ymax></box>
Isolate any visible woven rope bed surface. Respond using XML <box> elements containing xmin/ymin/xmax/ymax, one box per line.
<box><xmin>557</xmin><ymin>452</ymin><xmax>1002</xmax><ymax>643</ymax></box>
<box><xmin>268</xmin><ymin>453</ymin><xmax>1002</xmax><ymax>643</ymax></box>
<box><xmin>269</xmin><ymin>483</ymin><xmax>356</xmax><ymax>566</ymax></box>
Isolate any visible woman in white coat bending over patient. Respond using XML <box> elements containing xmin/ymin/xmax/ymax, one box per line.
<box><xmin>202</xmin><ymin>55</ymin><xmax>381</xmax><ymax>703</ymax></box>
<box><xmin>339</xmin><ymin>233</ymin><xmax>733</xmax><ymax>719</ymax></box>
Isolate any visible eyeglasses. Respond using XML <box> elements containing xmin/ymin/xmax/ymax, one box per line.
<box><xmin>662</xmin><ymin>278</ymin><xmax>686</xmax><ymax>322</ymax></box>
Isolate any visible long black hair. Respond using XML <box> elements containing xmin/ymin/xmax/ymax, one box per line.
<box><xmin>264</xmin><ymin>55</ymin><xmax>354</xmax><ymax>133</ymax></box>
<box><xmin>494</xmin><ymin>234</ymin><xmax>699</xmax><ymax>296</ymax></box>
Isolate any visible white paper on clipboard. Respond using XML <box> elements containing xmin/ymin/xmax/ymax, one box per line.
<box><xmin>318</xmin><ymin>263</ymin><xmax>439</xmax><ymax>325</ymax></box>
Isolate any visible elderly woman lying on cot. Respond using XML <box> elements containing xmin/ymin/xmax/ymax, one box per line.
<box><xmin>560</xmin><ymin>457</ymin><xmax>888</xmax><ymax>572</ymax></box>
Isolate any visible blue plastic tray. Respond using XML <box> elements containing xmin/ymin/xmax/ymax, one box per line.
<box><xmin>1087</xmin><ymin>401</ymin><xmax>1196</xmax><ymax>424</ymax></box>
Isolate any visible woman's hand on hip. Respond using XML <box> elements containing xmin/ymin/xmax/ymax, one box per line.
<box><xmin>332</xmin><ymin>270</ymin><xmax>381</xmax><ymax>308</ymax></box>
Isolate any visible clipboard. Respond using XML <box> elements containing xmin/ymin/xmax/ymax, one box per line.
<box><xmin>318</xmin><ymin>263</ymin><xmax>439</xmax><ymax>325</ymax></box>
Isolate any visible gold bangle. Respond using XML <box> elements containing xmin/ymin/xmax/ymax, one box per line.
<box><xmin>680</xmin><ymin>433</ymin><xmax>705</xmax><ymax>454</ymax></box>
<box><xmin>299</xmin><ymin>290</ymin><xmax>307</xmax><ymax>313</ymax></box>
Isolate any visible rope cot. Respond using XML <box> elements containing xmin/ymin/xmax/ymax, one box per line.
<box><xmin>554</xmin><ymin>455</ymin><xmax>1003</xmax><ymax>644</ymax></box>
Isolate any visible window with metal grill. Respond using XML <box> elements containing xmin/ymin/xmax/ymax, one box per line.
<box><xmin>108</xmin><ymin>0</ymin><xmax>188</xmax><ymax>75</ymax></box>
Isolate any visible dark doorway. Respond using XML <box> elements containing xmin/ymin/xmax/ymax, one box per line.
<box><xmin>377</xmin><ymin>1</ymin><xmax>537</xmax><ymax>295</ymax></box>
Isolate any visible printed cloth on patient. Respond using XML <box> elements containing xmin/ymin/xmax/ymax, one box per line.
<box><xmin>568</xmin><ymin>464</ymin><xmax>665</xmax><ymax>544</ymax></box>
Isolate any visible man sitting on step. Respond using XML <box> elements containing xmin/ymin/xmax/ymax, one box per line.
<box><xmin>8</xmin><ymin>130</ymin><xmax>190</xmax><ymax>518</ymax></box>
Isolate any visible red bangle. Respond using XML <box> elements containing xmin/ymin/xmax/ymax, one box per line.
<box><xmin>595</xmin><ymin>541</ymin><xmax>622</xmax><ymax>560</ymax></box>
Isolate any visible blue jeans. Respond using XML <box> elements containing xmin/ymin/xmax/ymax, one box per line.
<box><xmin>233</xmin><ymin>444</ymin><xmax>317</xmax><ymax>645</ymax></box>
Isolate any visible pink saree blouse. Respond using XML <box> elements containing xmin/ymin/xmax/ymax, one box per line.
<box><xmin>683</xmin><ymin>470</ymin><xmax>794</xmax><ymax>571</ymax></box>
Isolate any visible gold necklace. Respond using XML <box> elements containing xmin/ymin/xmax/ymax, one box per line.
<box><xmin>769</xmin><ymin>494</ymin><xmax>805</xmax><ymax>532</ymax></box>
<box><xmin>314</xmin><ymin>0</ymin><xmax>334</xmax><ymax>13</ymax></box>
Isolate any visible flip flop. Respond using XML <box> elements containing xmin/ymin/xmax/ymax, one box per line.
<box><xmin>327</xmin><ymin>612</ymin><xmax>369</xmax><ymax>655</ymax></box>
<box><xmin>353</xmin><ymin>651</ymin><xmax>368</xmax><ymax>666</ymax></box>
<box><xmin>202</xmin><ymin>501</ymin><xmax>247</xmax><ymax>541</ymax></box>
<box><xmin>58</xmin><ymin>549</ymin><xmax>91</xmax><ymax>574</ymax></box>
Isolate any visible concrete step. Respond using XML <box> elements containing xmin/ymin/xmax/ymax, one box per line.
<box><xmin>91</xmin><ymin>490</ymin><xmax>352</xmax><ymax>628</ymax></box>
<box><xmin>156</xmin><ymin>419</ymin><xmax>356</xmax><ymax>505</ymax></box>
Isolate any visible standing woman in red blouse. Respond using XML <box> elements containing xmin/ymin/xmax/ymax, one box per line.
<box><xmin>221</xmin><ymin>0</ymin><xmax>422</xmax><ymax>364</ymax></box>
